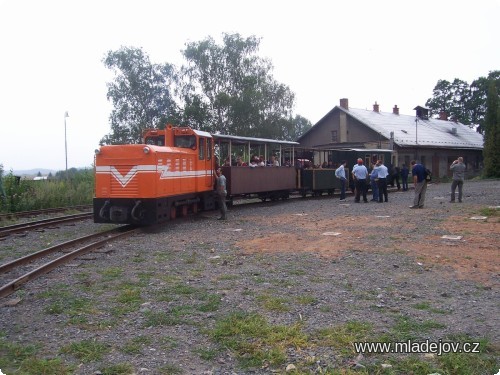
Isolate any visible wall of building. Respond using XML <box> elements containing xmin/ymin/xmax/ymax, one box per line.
<box><xmin>299</xmin><ymin>114</ymin><xmax>339</xmax><ymax>148</ymax></box>
<box><xmin>394</xmin><ymin>148</ymin><xmax>483</xmax><ymax>179</ymax></box>
<box><xmin>300</xmin><ymin>110</ymin><xmax>386</xmax><ymax>148</ymax></box>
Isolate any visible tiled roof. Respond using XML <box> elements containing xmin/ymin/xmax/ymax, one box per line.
<box><xmin>344</xmin><ymin>107</ymin><xmax>483</xmax><ymax>149</ymax></box>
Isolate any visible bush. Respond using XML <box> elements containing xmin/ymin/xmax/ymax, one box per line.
<box><xmin>0</xmin><ymin>168</ymin><xmax>94</xmax><ymax>213</ymax></box>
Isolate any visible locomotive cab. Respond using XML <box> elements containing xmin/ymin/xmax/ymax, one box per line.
<box><xmin>94</xmin><ymin>125</ymin><xmax>215</xmax><ymax>225</ymax></box>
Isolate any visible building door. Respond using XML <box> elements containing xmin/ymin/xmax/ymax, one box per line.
<box><xmin>432</xmin><ymin>156</ymin><xmax>440</xmax><ymax>179</ymax></box>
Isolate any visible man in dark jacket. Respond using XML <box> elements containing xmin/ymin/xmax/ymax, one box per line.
<box><xmin>410</xmin><ymin>160</ymin><xmax>427</xmax><ymax>208</ymax></box>
<box><xmin>450</xmin><ymin>157</ymin><xmax>466</xmax><ymax>203</ymax></box>
<box><xmin>401</xmin><ymin>164</ymin><xmax>409</xmax><ymax>191</ymax></box>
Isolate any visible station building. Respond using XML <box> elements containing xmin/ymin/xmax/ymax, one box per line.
<box><xmin>297</xmin><ymin>98</ymin><xmax>484</xmax><ymax>178</ymax></box>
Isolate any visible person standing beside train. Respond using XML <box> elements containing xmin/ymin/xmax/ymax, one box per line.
<box><xmin>335</xmin><ymin>160</ymin><xmax>348</xmax><ymax>201</ymax></box>
<box><xmin>450</xmin><ymin>157</ymin><xmax>466</xmax><ymax>203</ymax></box>
<box><xmin>352</xmin><ymin>158</ymin><xmax>368</xmax><ymax>203</ymax></box>
<box><xmin>375</xmin><ymin>160</ymin><xmax>389</xmax><ymax>203</ymax></box>
<box><xmin>401</xmin><ymin>164</ymin><xmax>409</xmax><ymax>191</ymax></box>
<box><xmin>409</xmin><ymin>160</ymin><xmax>427</xmax><ymax>208</ymax></box>
<box><xmin>215</xmin><ymin>168</ymin><xmax>227</xmax><ymax>220</ymax></box>
<box><xmin>392</xmin><ymin>165</ymin><xmax>401</xmax><ymax>190</ymax></box>
<box><xmin>369</xmin><ymin>163</ymin><xmax>379</xmax><ymax>202</ymax></box>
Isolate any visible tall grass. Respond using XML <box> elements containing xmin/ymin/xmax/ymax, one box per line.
<box><xmin>0</xmin><ymin>168</ymin><xmax>94</xmax><ymax>213</ymax></box>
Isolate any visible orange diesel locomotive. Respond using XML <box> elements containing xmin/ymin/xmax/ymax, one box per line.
<box><xmin>94</xmin><ymin>125</ymin><xmax>216</xmax><ymax>225</ymax></box>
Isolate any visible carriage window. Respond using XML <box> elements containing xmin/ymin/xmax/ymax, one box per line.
<box><xmin>174</xmin><ymin>135</ymin><xmax>196</xmax><ymax>149</ymax></box>
<box><xmin>199</xmin><ymin>138</ymin><xmax>205</xmax><ymax>160</ymax></box>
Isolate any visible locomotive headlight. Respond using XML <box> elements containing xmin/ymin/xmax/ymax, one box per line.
<box><xmin>143</xmin><ymin>146</ymin><xmax>150</xmax><ymax>154</ymax></box>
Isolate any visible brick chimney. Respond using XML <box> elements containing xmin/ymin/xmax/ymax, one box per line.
<box><xmin>373</xmin><ymin>102</ymin><xmax>379</xmax><ymax>113</ymax></box>
<box><xmin>393</xmin><ymin>105</ymin><xmax>399</xmax><ymax>115</ymax></box>
<box><xmin>439</xmin><ymin>111</ymin><xmax>448</xmax><ymax>120</ymax></box>
<box><xmin>340</xmin><ymin>98</ymin><xmax>349</xmax><ymax>110</ymax></box>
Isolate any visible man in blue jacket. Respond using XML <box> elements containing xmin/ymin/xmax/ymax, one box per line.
<box><xmin>410</xmin><ymin>160</ymin><xmax>427</xmax><ymax>208</ymax></box>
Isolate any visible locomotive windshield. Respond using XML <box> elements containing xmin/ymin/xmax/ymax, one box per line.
<box><xmin>145</xmin><ymin>136</ymin><xmax>165</xmax><ymax>146</ymax></box>
<box><xmin>174</xmin><ymin>135</ymin><xmax>196</xmax><ymax>149</ymax></box>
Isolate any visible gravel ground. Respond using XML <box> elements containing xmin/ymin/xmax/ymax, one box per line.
<box><xmin>0</xmin><ymin>179</ymin><xmax>499</xmax><ymax>374</ymax></box>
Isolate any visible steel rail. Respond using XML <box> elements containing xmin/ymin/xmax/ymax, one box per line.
<box><xmin>0</xmin><ymin>213</ymin><xmax>93</xmax><ymax>237</ymax></box>
<box><xmin>0</xmin><ymin>226</ymin><xmax>129</xmax><ymax>274</ymax></box>
<box><xmin>0</xmin><ymin>225</ymin><xmax>139</xmax><ymax>299</ymax></box>
<box><xmin>0</xmin><ymin>205</ymin><xmax>93</xmax><ymax>221</ymax></box>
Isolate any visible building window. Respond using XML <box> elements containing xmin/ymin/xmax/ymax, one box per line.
<box><xmin>331</xmin><ymin>130</ymin><xmax>338</xmax><ymax>142</ymax></box>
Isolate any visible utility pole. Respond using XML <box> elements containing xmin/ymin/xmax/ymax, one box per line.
<box><xmin>64</xmin><ymin>111</ymin><xmax>69</xmax><ymax>179</ymax></box>
<box><xmin>415</xmin><ymin>117</ymin><xmax>418</xmax><ymax>161</ymax></box>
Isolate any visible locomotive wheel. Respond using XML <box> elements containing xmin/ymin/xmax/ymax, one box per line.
<box><xmin>170</xmin><ymin>206</ymin><xmax>177</xmax><ymax>220</ymax></box>
<box><xmin>192</xmin><ymin>203</ymin><xmax>198</xmax><ymax>214</ymax></box>
<box><xmin>182</xmin><ymin>205</ymin><xmax>188</xmax><ymax>217</ymax></box>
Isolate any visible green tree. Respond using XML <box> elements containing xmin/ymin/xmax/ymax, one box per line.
<box><xmin>425</xmin><ymin>78</ymin><xmax>471</xmax><ymax>124</ymax></box>
<box><xmin>469</xmin><ymin>71</ymin><xmax>500</xmax><ymax>133</ymax></box>
<box><xmin>282</xmin><ymin>115</ymin><xmax>312</xmax><ymax>140</ymax></box>
<box><xmin>101</xmin><ymin>46</ymin><xmax>179</xmax><ymax>144</ymax></box>
<box><xmin>180</xmin><ymin>33</ymin><xmax>296</xmax><ymax>139</ymax></box>
<box><xmin>0</xmin><ymin>164</ymin><xmax>5</xmax><ymax>199</ymax></box>
<box><xmin>483</xmin><ymin>81</ymin><xmax>500</xmax><ymax>177</ymax></box>
<box><xmin>425</xmin><ymin>71</ymin><xmax>500</xmax><ymax>133</ymax></box>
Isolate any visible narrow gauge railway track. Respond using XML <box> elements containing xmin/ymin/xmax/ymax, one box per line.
<box><xmin>0</xmin><ymin>225</ymin><xmax>139</xmax><ymax>299</ymax></box>
<box><xmin>0</xmin><ymin>205</ymin><xmax>93</xmax><ymax>222</ymax></box>
<box><xmin>0</xmin><ymin>212</ymin><xmax>93</xmax><ymax>238</ymax></box>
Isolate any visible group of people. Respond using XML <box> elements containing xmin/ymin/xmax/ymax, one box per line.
<box><xmin>335</xmin><ymin>158</ymin><xmax>393</xmax><ymax>203</ymax></box>
<box><xmin>409</xmin><ymin>157</ymin><xmax>466</xmax><ymax>208</ymax></box>
<box><xmin>224</xmin><ymin>155</ymin><xmax>282</xmax><ymax>168</ymax></box>
<box><xmin>215</xmin><ymin>156</ymin><xmax>467</xmax><ymax>220</ymax></box>
<box><xmin>334</xmin><ymin>157</ymin><xmax>466</xmax><ymax>209</ymax></box>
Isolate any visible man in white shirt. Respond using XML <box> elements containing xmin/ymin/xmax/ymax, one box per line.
<box><xmin>335</xmin><ymin>160</ymin><xmax>347</xmax><ymax>201</ymax></box>
<box><xmin>374</xmin><ymin>160</ymin><xmax>389</xmax><ymax>202</ymax></box>
<box><xmin>352</xmin><ymin>158</ymin><xmax>368</xmax><ymax>203</ymax></box>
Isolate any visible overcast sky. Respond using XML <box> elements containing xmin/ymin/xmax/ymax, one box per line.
<box><xmin>1</xmin><ymin>0</ymin><xmax>498</xmax><ymax>172</ymax></box>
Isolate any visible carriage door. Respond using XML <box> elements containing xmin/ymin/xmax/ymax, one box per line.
<box><xmin>205</xmin><ymin>138</ymin><xmax>213</xmax><ymax>188</ymax></box>
<box><xmin>198</xmin><ymin>137</ymin><xmax>212</xmax><ymax>189</ymax></box>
